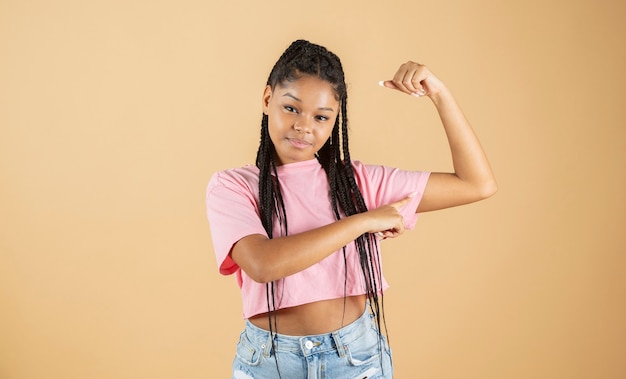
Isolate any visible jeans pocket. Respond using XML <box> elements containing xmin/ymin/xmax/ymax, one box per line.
<box><xmin>234</xmin><ymin>331</ymin><xmax>263</xmax><ymax>366</ymax></box>
<box><xmin>345</xmin><ymin>326</ymin><xmax>389</xmax><ymax>367</ymax></box>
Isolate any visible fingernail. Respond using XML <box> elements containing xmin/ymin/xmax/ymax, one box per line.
<box><xmin>408</xmin><ymin>191</ymin><xmax>418</xmax><ymax>198</ymax></box>
<box><xmin>411</xmin><ymin>92</ymin><xmax>422</xmax><ymax>97</ymax></box>
<box><xmin>378</xmin><ymin>80</ymin><xmax>385</xmax><ymax>87</ymax></box>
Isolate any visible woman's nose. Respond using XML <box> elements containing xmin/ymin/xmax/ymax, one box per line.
<box><xmin>294</xmin><ymin>117</ymin><xmax>312</xmax><ymax>133</ymax></box>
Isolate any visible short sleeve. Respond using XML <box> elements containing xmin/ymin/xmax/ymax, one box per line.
<box><xmin>353</xmin><ymin>161</ymin><xmax>431</xmax><ymax>230</ymax></box>
<box><xmin>205</xmin><ymin>171</ymin><xmax>268</xmax><ymax>276</ymax></box>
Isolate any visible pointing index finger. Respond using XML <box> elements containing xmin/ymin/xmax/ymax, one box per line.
<box><xmin>390</xmin><ymin>191</ymin><xmax>418</xmax><ymax>210</ymax></box>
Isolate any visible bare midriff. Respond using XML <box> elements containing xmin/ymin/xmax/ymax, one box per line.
<box><xmin>248</xmin><ymin>294</ymin><xmax>367</xmax><ymax>336</ymax></box>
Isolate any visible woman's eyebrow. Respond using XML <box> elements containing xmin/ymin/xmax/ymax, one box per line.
<box><xmin>281</xmin><ymin>93</ymin><xmax>335</xmax><ymax>112</ymax></box>
<box><xmin>282</xmin><ymin>92</ymin><xmax>302</xmax><ymax>102</ymax></box>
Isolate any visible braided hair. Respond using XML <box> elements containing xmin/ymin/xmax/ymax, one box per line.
<box><xmin>256</xmin><ymin>39</ymin><xmax>388</xmax><ymax>362</ymax></box>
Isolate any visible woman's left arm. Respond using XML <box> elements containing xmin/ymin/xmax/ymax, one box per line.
<box><xmin>381</xmin><ymin>61</ymin><xmax>497</xmax><ymax>212</ymax></box>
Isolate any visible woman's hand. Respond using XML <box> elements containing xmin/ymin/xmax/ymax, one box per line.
<box><xmin>360</xmin><ymin>193</ymin><xmax>415</xmax><ymax>240</ymax></box>
<box><xmin>379</xmin><ymin>61</ymin><xmax>446</xmax><ymax>98</ymax></box>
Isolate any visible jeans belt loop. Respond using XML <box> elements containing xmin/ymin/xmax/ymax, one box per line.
<box><xmin>332</xmin><ymin>331</ymin><xmax>346</xmax><ymax>358</ymax></box>
<box><xmin>263</xmin><ymin>333</ymin><xmax>273</xmax><ymax>358</ymax></box>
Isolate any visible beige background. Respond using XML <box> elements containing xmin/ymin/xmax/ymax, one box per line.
<box><xmin>1</xmin><ymin>0</ymin><xmax>624</xmax><ymax>378</ymax></box>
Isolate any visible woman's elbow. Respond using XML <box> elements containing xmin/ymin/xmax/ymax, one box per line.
<box><xmin>477</xmin><ymin>179</ymin><xmax>498</xmax><ymax>200</ymax></box>
<box><xmin>232</xmin><ymin>237</ymin><xmax>281</xmax><ymax>283</ymax></box>
<box><xmin>245</xmin><ymin>266</ymin><xmax>277</xmax><ymax>284</ymax></box>
<box><xmin>239</xmin><ymin>257</ymin><xmax>283</xmax><ymax>283</ymax></box>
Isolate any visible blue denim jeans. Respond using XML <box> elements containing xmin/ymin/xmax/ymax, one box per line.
<box><xmin>231</xmin><ymin>308</ymin><xmax>393</xmax><ymax>379</ymax></box>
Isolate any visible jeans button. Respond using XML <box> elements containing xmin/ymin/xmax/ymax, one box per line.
<box><xmin>305</xmin><ymin>340</ymin><xmax>313</xmax><ymax>349</ymax></box>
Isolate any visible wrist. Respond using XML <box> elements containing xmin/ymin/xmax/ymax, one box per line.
<box><xmin>347</xmin><ymin>212</ymin><xmax>373</xmax><ymax>235</ymax></box>
<box><xmin>429</xmin><ymin>86</ymin><xmax>455</xmax><ymax>105</ymax></box>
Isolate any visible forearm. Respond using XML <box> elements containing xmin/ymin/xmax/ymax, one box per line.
<box><xmin>232</xmin><ymin>194</ymin><xmax>412</xmax><ymax>283</ymax></box>
<box><xmin>430</xmin><ymin>89</ymin><xmax>497</xmax><ymax>197</ymax></box>
<box><xmin>232</xmin><ymin>213</ymin><xmax>370</xmax><ymax>283</ymax></box>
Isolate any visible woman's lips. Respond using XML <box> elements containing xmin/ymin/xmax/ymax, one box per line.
<box><xmin>287</xmin><ymin>138</ymin><xmax>312</xmax><ymax>149</ymax></box>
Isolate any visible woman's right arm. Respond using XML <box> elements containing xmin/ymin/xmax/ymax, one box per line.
<box><xmin>231</xmin><ymin>195</ymin><xmax>413</xmax><ymax>283</ymax></box>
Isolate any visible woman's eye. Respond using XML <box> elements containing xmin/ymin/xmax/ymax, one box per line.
<box><xmin>316</xmin><ymin>115</ymin><xmax>329</xmax><ymax>122</ymax></box>
<box><xmin>284</xmin><ymin>106</ymin><xmax>297</xmax><ymax>113</ymax></box>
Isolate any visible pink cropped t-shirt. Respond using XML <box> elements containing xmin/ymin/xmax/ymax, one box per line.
<box><xmin>206</xmin><ymin>159</ymin><xmax>430</xmax><ymax>319</ymax></box>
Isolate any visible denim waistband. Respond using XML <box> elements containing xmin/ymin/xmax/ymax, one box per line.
<box><xmin>243</xmin><ymin>306</ymin><xmax>375</xmax><ymax>358</ymax></box>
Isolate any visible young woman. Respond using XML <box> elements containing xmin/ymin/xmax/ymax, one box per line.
<box><xmin>206</xmin><ymin>39</ymin><xmax>496</xmax><ymax>379</ymax></box>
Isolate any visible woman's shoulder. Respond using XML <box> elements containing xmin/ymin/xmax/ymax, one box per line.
<box><xmin>350</xmin><ymin>159</ymin><xmax>430</xmax><ymax>186</ymax></box>
<box><xmin>350</xmin><ymin>159</ymin><xmax>389</xmax><ymax>176</ymax></box>
<box><xmin>208</xmin><ymin>164</ymin><xmax>259</xmax><ymax>191</ymax></box>
<box><xmin>214</xmin><ymin>163</ymin><xmax>259</xmax><ymax>177</ymax></box>
<box><xmin>350</xmin><ymin>159</ymin><xmax>390</xmax><ymax>169</ymax></box>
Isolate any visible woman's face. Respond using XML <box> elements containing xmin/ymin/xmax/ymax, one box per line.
<box><xmin>263</xmin><ymin>75</ymin><xmax>339</xmax><ymax>166</ymax></box>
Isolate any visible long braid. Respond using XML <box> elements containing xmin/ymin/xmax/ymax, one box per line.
<box><xmin>334</xmin><ymin>96</ymin><xmax>390</xmax><ymax>363</ymax></box>
<box><xmin>256</xmin><ymin>40</ymin><xmax>390</xmax><ymax>374</ymax></box>
<box><xmin>256</xmin><ymin>114</ymin><xmax>288</xmax><ymax>376</ymax></box>
<box><xmin>337</xmin><ymin>98</ymin><xmax>388</xmax><ymax>342</ymax></box>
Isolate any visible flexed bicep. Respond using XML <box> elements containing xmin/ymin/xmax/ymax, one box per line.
<box><xmin>417</xmin><ymin>171</ymin><xmax>496</xmax><ymax>213</ymax></box>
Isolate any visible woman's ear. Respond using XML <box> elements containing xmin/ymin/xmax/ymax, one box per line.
<box><xmin>262</xmin><ymin>85</ymin><xmax>272</xmax><ymax>115</ymax></box>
